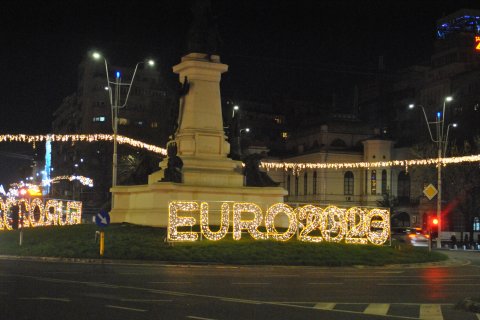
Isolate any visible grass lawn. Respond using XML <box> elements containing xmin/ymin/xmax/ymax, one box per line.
<box><xmin>0</xmin><ymin>223</ymin><xmax>447</xmax><ymax>267</ymax></box>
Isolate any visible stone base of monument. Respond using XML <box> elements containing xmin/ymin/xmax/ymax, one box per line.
<box><xmin>110</xmin><ymin>182</ymin><xmax>288</xmax><ymax>227</ymax></box>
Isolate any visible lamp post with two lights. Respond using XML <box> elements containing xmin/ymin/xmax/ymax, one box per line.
<box><xmin>92</xmin><ymin>52</ymin><xmax>155</xmax><ymax>207</ymax></box>
<box><xmin>409</xmin><ymin>96</ymin><xmax>457</xmax><ymax>248</ymax></box>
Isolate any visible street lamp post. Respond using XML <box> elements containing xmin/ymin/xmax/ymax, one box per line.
<box><xmin>409</xmin><ymin>96</ymin><xmax>455</xmax><ymax>249</ymax></box>
<box><xmin>92</xmin><ymin>52</ymin><xmax>155</xmax><ymax>208</ymax></box>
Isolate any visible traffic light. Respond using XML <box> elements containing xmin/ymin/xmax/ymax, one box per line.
<box><xmin>430</xmin><ymin>217</ymin><xmax>439</xmax><ymax>238</ymax></box>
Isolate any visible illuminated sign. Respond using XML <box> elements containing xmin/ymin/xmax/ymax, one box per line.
<box><xmin>0</xmin><ymin>198</ymin><xmax>82</xmax><ymax>230</ymax></box>
<box><xmin>168</xmin><ymin>201</ymin><xmax>390</xmax><ymax>245</ymax></box>
<box><xmin>476</xmin><ymin>35</ymin><xmax>480</xmax><ymax>52</ymax></box>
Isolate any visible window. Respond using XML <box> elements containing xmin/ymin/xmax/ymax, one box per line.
<box><xmin>134</xmin><ymin>121</ymin><xmax>144</xmax><ymax>126</ymax></box>
<box><xmin>118</xmin><ymin>118</ymin><xmax>129</xmax><ymax>125</ymax></box>
<box><xmin>382</xmin><ymin>170</ymin><xmax>387</xmax><ymax>195</ymax></box>
<box><xmin>474</xmin><ymin>217</ymin><xmax>480</xmax><ymax>232</ymax></box>
<box><xmin>151</xmin><ymin>122</ymin><xmax>158</xmax><ymax>128</ymax></box>
<box><xmin>286</xmin><ymin>175</ymin><xmax>291</xmax><ymax>195</ymax></box>
<box><xmin>303</xmin><ymin>172</ymin><xmax>308</xmax><ymax>195</ymax></box>
<box><xmin>397</xmin><ymin>171</ymin><xmax>411</xmax><ymax>204</ymax></box>
<box><xmin>282</xmin><ymin>132</ymin><xmax>288</xmax><ymax>139</ymax></box>
<box><xmin>331</xmin><ymin>138</ymin><xmax>347</xmax><ymax>147</ymax></box>
<box><xmin>312</xmin><ymin>171</ymin><xmax>317</xmax><ymax>195</ymax></box>
<box><xmin>295</xmin><ymin>175</ymin><xmax>299</xmax><ymax>196</ymax></box>
<box><xmin>371</xmin><ymin>170</ymin><xmax>377</xmax><ymax>195</ymax></box>
<box><xmin>344</xmin><ymin>171</ymin><xmax>354</xmax><ymax>195</ymax></box>
<box><xmin>93</xmin><ymin>116</ymin><xmax>106</xmax><ymax>122</ymax></box>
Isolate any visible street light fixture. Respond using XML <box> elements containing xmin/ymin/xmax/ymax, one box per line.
<box><xmin>409</xmin><ymin>96</ymin><xmax>455</xmax><ymax>249</ymax></box>
<box><xmin>232</xmin><ymin>105</ymin><xmax>239</xmax><ymax>118</ymax></box>
<box><xmin>92</xmin><ymin>51</ymin><xmax>155</xmax><ymax>208</ymax></box>
<box><xmin>240</xmin><ymin>128</ymin><xmax>250</xmax><ymax>134</ymax></box>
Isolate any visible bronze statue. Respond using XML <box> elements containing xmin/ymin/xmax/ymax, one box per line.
<box><xmin>161</xmin><ymin>140</ymin><xmax>183</xmax><ymax>183</ymax></box>
<box><xmin>243</xmin><ymin>153</ymin><xmax>280</xmax><ymax>187</ymax></box>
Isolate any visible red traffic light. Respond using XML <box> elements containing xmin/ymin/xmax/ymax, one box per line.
<box><xmin>432</xmin><ymin>218</ymin><xmax>439</xmax><ymax>225</ymax></box>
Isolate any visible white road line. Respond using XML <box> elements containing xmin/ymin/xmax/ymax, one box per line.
<box><xmin>106</xmin><ymin>305</ymin><xmax>147</xmax><ymax>312</ymax></box>
<box><xmin>364</xmin><ymin>303</ymin><xmax>390</xmax><ymax>316</ymax></box>
<box><xmin>314</xmin><ymin>302</ymin><xmax>336</xmax><ymax>310</ymax></box>
<box><xmin>88</xmin><ymin>283</ymin><xmax>120</xmax><ymax>288</ymax></box>
<box><xmin>150</xmin><ymin>281</ymin><xmax>192</xmax><ymax>284</ymax></box>
<box><xmin>419</xmin><ymin>304</ymin><xmax>442</xmax><ymax>320</ymax></box>
<box><xmin>187</xmin><ymin>316</ymin><xmax>217</xmax><ymax>320</ymax></box>
<box><xmin>231</xmin><ymin>282</ymin><xmax>270</xmax><ymax>285</ymax></box>
<box><xmin>18</xmin><ymin>297</ymin><xmax>70</xmax><ymax>302</ymax></box>
<box><xmin>221</xmin><ymin>298</ymin><xmax>262</xmax><ymax>305</ymax></box>
<box><xmin>120</xmin><ymin>299</ymin><xmax>172</xmax><ymax>303</ymax></box>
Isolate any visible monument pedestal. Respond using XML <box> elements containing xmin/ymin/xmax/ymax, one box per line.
<box><xmin>110</xmin><ymin>183</ymin><xmax>287</xmax><ymax>227</ymax></box>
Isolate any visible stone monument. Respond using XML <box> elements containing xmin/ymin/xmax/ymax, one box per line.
<box><xmin>110</xmin><ymin>2</ymin><xmax>287</xmax><ymax>226</ymax></box>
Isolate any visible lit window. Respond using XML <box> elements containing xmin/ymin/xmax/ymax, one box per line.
<box><xmin>274</xmin><ymin>116</ymin><xmax>284</xmax><ymax>124</ymax></box>
<box><xmin>93</xmin><ymin>116</ymin><xmax>106</xmax><ymax>122</ymax></box>
<box><xmin>282</xmin><ymin>132</ymin><xmax>288</xmax><ymax>139</ymax></box>
<box><xmin>371</xmin><ymin>170</ymin><xmax>377</xmax><ymax>195</ymax></box>
<box><xmin>151</xmin><ymin>122</ymin><xmax>158</xmax><ymax>128</ymax></box>
<box><xmin>118</xmin><ymin>118</ymin><xmax>129</xmax><ymax>125</ymax></box>
<box><xmin>135</xmin><ymin>121</ymin><xmax>144</xmax><ymax>126</ymax></box>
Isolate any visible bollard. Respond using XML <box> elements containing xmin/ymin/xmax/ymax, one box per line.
<box><xmin>99</xmin><ymin>230</ymin><xmax>105</xmax><ymax>256</ymax></box>
<box><xmin>463</xmin><ymin>245</ymin><xmax>466</xmax><ymax>250</ymax></box>
<box><xmin>454</xmin><ymin>244</ymin><xmax>458</xmax><ymax>250</ymax></box>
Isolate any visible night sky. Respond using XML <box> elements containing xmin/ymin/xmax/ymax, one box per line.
<box><xmin>1</xmin><ymin>0</ymin><xmax>480</xmax><ymax>184</ymax></box>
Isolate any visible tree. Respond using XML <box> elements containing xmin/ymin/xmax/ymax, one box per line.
<box><xmin>442</xmin><ymin>137</ymin><xmax>480</xmax><ymax>241</ymax></box>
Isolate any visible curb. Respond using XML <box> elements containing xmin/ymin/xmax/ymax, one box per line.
<box><xmin>0</xmin><ymin>254</ymin><xmax>469</xmax><ymax>269</ymax></box>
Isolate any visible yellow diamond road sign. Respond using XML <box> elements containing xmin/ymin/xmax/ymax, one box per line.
<box><xmin>423</xmin><ymin>184</ymin><xmax>438</xmax><ymax>200</ymax></box>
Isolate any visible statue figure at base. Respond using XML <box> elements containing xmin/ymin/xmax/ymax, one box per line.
<box><xmin>161</xmin><ymin>140</ymin><xmax>183</xmax><ymax>183</ymax></box>
<box><xmin>243</xmin><ymin>153</ymin><xmax>280</xmax><ymax>187</ymax></box>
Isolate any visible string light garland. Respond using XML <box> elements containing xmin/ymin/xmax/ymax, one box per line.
<box><xmin>260</xmin><ymin>154</ymin><xmax>480</xmax><ymax>174</ymax></box>
<box><xmin>0</xmin><ymin>134</ymin><xmax>167</xmax><ymax>156</ymax></box>
<box><xmin>166</xmin><ymin>201</ymin><xmax>390</xmax><ymax>245</ymax></box>
<box><xmin>49</xmin><ymin>175</ymin><xmax>94</xmax><ymax>187</ymax></box>
<box><xmin>2</xmin><ymin>134</ymin><xmax>480</xmax><ymax>171</ymax></box>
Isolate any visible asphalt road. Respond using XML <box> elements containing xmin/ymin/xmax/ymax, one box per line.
<box><xmin>0</xmin><ymin>250</ymin><xmax>479</xmax><ymax>320</ymax></box>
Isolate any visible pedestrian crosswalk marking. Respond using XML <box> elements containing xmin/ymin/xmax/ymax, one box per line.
<box><xmin>419</xmin><ymin>304</ymin><xmax>442</xmax><ymax>320</ymax></box>
<box><xmin>314</xmin><ymin>302</ymin><xmax>335</xmax><ymax>310</ymax></box>
<box><xmin>364</xmin><ymin>303</ymin><xmax>389</xmax><ymax>315</ymax></box>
